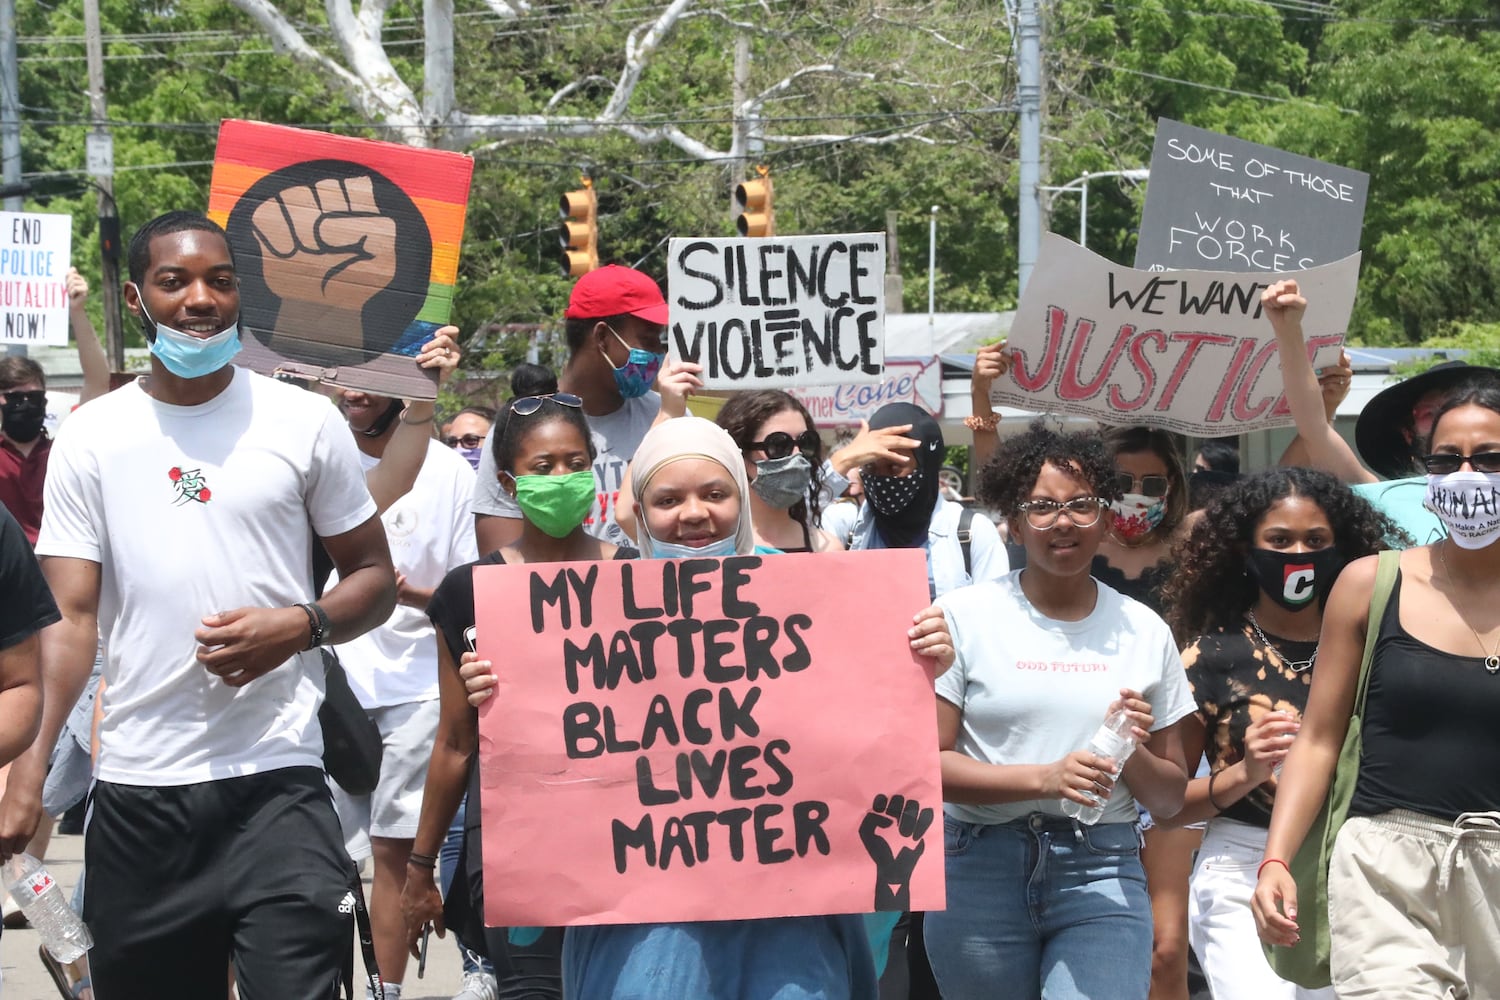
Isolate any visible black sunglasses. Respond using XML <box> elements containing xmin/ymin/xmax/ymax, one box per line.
<box><xmin>444</xmin><ymin>433</ymin><xmax>486</xmax><ymax>449</ymax></box>
<box><xmin>1423</xmin><ymin>451</ymin><xmax>1500</xmax><ymax>475</ymax></box>
<box><xmin>1</xmin><ymin>390</ymin><xmax>45</xmax><ymax>407</ymax></box>
<box><xmin>1113</xmin><ymin>472</ymin><xmax>1170</xmax><ymax>498</ymax></box>
<box><xmin>509</xmin><ymin>392</ymin><xmax>583</xmax><ymax>416</ymax></box>
<box><xmin>749</xmin><ymin>429</ymin><xmax>820</xmax><ymax>461</ymax></box>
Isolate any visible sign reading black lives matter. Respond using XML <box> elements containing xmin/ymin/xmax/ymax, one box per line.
<box><xmin>667</xmin><ymin>234</ymin><xmax>887</xmax><ymax>389</ymax></box>
<box><xmin>1135</xmin><ymin>119</ymin><xmax>1368</xmax><ymax>273</ymax></box>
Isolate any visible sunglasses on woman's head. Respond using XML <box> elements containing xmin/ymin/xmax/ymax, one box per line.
<box><xmin>444</xmin><ymin>433</ymin><xmax>485</xmax><ymax>449</ymax></box>
<box><xmin>1113</xmin><ymin>472</ymin><xmax>1170</xmax><ymax>498</ymax></box>
<box><xmin>1422</xmin><ymin>451</ymin><xmax>1500</xmax><ymax>475</ymax></box>
<box><xmin>748</xmin><ymin>430</ymin><xmax>820</xmax><ymax>461</ymax></box>
<box><xmin>509</xmin><ymin>392</ymin><xmax>584</xmax><ymax>416</ymax></box>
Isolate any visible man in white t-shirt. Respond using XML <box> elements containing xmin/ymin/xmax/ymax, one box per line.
<box><xmin>0</xmin><ymin>212</ymin><xmax>397</xmax><ymax>999</ymax></box>
<box><xmin>472</xmin><ymin>265</ymin><xmax>669</xmax><ymax>552</ymax></box>
<box><xmin>330</xmin><ymin>386</ymin><xmax>478</xmax><ymax>999</ymax></box>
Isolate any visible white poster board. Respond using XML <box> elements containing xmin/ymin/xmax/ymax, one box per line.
<box><xmin>667</xmin><ymin>234</ymin><xmax>886</xmax><ymax>389</ymax></box>
<box><xmin>0</xmin><ymin>212</ymin><xmax>71</xmax><ymax>347</ymax></box>
<box><xmin>788</xmin><ymin>357</ymin><xmax>943</xmax><ymax>428</ymax></box>
<box><xmin>991</xmin><ymin>234</ymin><xmax>1361</xmax><ymax>435</ymax></box>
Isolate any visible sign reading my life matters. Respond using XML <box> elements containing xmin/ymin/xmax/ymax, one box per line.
<box><xmin>474</xmin><ymin>549</ymin><xmax>944</xmax><ymax>927</ymax></box>
<box><xmin>667</xmin><ymin>234</ymin><xmax>887</xmax><ymax>389</ymax></box>
<box><xmin>207</xmin><ymin>119</ymin><xmax>474</xmax><ymax>400</ymax></box>
<box><xmin>1135</xmin><ymin>119</ymin><xmax>1368</xmax><ymax>273</ymax></box>
<box><xmin>991</xmin><ymin>234</ymin><xmax>1361</xmax><ymax>435</ymax></box>
<box><xmin>0</xmin><ymin>212</ymin><xmax>70</xmax><ymax>346</ymax></box>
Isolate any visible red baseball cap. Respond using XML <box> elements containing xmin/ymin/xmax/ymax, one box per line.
<box><xmin>563</xmin><ymin>265</ymin><xmax>669</xmax><ymax>325</ymax></box>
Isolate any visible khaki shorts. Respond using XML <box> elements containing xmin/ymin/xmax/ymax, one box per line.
<box><xmin>1329</xmin><ymin>809</ymin><xmax>1500</xmax><ymax>1000</ymax></box>
<box><xmin>331</xmin><ymin>698</ymin><xmax>441</xmax><ymax>860</ymax></box>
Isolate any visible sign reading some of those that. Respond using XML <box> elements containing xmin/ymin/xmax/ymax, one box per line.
<box><xmin>0</xmin><ymin>212</ymin><xmax>70</xmax><ymax>346</ymax></box>
<box><xmin>991</xmin><ymin>234</ymin><xmax>1360</xmax><ymax>436</ymax></box>
<box><xmin>1135</xmin><ymin>119</ymin><xmax>1368</xmax><ymax>274</ymax></box>
<box><xmin>667</xmin><ymin>234</ymin><xmax>887</xmax><ymax>389</ymax></box>
<box><xmin>475</xmin><ymin>549</ymin><xmax>945</xmax><ymax>927</ymax></box>
<box><xmin>207</xmin><ymin>119</ymin><xmax>474</xmax><ymax>400</ymax></box>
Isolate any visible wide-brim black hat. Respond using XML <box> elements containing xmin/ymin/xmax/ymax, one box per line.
<box><xmin>1355</xmin><ymin>361</ymin><xmax>1500</xmax><ymax>479</ymax></box>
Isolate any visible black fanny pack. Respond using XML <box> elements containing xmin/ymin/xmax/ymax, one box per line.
<box><xmin>318</xmin><ymin>648</ymin><xmax>382</xmax><ymax>796</ymax></box>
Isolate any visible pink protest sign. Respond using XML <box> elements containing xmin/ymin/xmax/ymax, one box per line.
<box><xmin>474</xmin><ymin>549</ymin><xmax>944</xmax><ymax>927</ymax></box>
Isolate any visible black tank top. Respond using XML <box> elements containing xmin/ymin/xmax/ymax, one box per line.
<box><xmin>1349</xmin><ymin>569</ymin><xmax>1500</xmax><ymax>820</ymax></box>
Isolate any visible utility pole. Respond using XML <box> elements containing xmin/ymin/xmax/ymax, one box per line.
<box><xmin>884</xmin><ymin>210</ymin><xmax>903</xmax><ymax>313</ymax></box>
<box><xmin>1016</xmin><ymin>0</ymin><xmax>1042</xmax><ymax>295</ymax></box>
<box><xmin>1</xmin><ymin>0</ymin><xmax>21</xmax><ymax>213</ymax></box>
<box><xmin>83</xmin><ymin>0</ymin><xmax>124</xmax><ymax>369</ymax></box>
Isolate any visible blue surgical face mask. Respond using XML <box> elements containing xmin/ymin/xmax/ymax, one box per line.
<box><xmin>134</xmin><ymin>288</ymin><xmax>241</xmax><ymax>380</ymax></box>
<box><xmin>602</xmin><ymin>326</ymin><xmax>664</xmax><ymax>400</ymax></box>
<box><xmin>647</xmin><ymin>534</ymin><xmax>738</xmax><ymax>560</ymax></box>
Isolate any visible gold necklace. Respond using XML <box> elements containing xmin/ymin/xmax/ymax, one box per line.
<box><xmin>1438</xmin><ymin>542</ymin><xmax>1500</xmax><ymax>675</ymax></box>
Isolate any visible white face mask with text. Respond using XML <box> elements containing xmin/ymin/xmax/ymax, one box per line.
<box><xmin>1425</xmin><ymin>470</ymin><xmax>1500</xmax><ymax>549</ymax></box>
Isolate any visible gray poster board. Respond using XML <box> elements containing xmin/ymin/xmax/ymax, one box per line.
<box><xmin>1135</xmin><ymin>119</ymin><xmax>1368</xmax><ymax>273</ymax></box>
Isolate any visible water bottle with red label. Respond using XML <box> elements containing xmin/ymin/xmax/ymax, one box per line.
<box><xmin>4</xmin><ymin>854</ymin><xmax>92</xmax><ymax>962</ymax></box>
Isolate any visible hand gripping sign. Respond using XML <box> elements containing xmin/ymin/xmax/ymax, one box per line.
<box><xmin>991</xmin><ymin>234</ymin><xmax>1360</xmax><ymax>435</ymax></box>
<box><xmin>207</xmin><ymin>120</ymin><xmax>473</xmax><ymax>400</ymax></box>
<box><xmin>474</xmin><ymin>549</ymin><xmax>945</xmax><ymax>927</ymax></box>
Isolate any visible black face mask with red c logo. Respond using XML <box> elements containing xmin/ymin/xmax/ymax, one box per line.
<box><xmin>1246</xmin><ymin>547</ymin><xmax>1347</xmax><ymax>612</ymax></box>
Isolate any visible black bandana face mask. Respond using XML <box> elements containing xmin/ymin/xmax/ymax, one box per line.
<box><xmin>1246</xmin><ymin>547</ymin><xmax>1345</xmax><ymax>612</ymax></box>
<box><xmin>863</xmin><ymin>467</ymin><xmax>925</xmax><ymax>517</ymax></box>
<box><xmin>0</xmin><ymin>392</ymin><xmax>46</xmax><ymax>443</ymax></box>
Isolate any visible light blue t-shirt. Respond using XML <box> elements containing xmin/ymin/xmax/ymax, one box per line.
<box><xmin>1349</xmin><ymin>476</ymin><xmax>1445</xmax><ymax>548</ymax></box>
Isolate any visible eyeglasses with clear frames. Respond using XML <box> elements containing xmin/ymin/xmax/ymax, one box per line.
<box><xmin>1016</xmin><ymin>496</ymin><xmax>1109</xmax><ymax>530</ymax></box>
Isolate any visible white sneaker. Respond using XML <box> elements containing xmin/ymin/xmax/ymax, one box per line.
<box><xmin>366</xmin><ymin>983</ymin><xmax>402</xmax><ymax>1000</ymax></box>
<box><xmin>452</xmin><ymin>971</ymin><xmax>499</xmax><ymax>1000</ymax></box>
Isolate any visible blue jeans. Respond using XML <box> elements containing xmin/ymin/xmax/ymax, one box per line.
<box><xmin>924</xmin><ymin>813</ymin><xmax>1152</xmax><ymax>1000</ymax></box>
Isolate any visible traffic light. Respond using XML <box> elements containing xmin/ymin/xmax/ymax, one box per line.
<box><xmin>734</xmin><ymin>169</ymin><xmax>774</xmax><ymax>237</ymax></box>
<box><xmin>559</xmin><ymin>180</ymin><xmax>598</xmax><ymax>277</ymax></box>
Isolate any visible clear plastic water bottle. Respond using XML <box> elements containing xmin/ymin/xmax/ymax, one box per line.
<box><xmin>1061</xmin><ymin>708</ymin><xmax>1138</xmax><ymax>826</ymax></box>
<box><xmin>4</xmin><ymin>854</ymin><xmax>92</xmax><ymax>962</ymax></box>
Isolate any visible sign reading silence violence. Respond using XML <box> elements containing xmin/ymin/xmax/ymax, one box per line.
<box><xmin>0</xmin><ymin>212</ymin><xmax>70</xmax><ymax>347</ymax></box>
<box><xmin>207</xmin><ymin>119</ymin><xmax>474</xmax><ymax>400</ymax></box>
<box><xmin>475</xmin><ymin>549</ymin><xmax>944</xmax><ymax>927</ymax></box>
<box><xmin>991</xmin><ymin>234</ymin><xmax>1360</xmax><ymax>436</ymax></box>
<box><xmin>667</xmin><ymin>234</ymin><xmax>888</xmax><ymax>390</ymax></box>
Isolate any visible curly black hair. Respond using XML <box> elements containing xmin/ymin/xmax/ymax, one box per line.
<box><xmin>976</xmin><ymin>420</ymin><xmax>1122</xmax><ymax>516</ymax></box>
<box><xmin>1163</xmin><ymin>466</ymin><xmax>1405</xmax><ymax>642</ymax></box>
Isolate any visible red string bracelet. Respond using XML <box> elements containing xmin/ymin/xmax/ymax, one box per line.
<box><xmin>1257</xmin><ymin>858</ymin><xmax>1291</xmax><ymax>880</ymax></box>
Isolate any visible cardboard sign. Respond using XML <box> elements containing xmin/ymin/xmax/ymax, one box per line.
<box><xmin>207</xmin><ymin>120</ymin><xmax>474</xmax><ymax>400</ymax></box>
<box><xmin>1136</xmin><ymin>119</ymin><xmax>1368</xmax><ymax>273</ymax></box>
<box><xmin>475</xmin><ymin>550</ymin><xmax>944</xmax><ymax>927</ymax></box>
<box><xmin>0</xmin><ymin>212</ymin><xmax>70</xmax><ymax>346</ymax></box>
<box><xmin>667</xmin><ymin>234</ymin><xmax>887</xmax><ymax>389</ymax></box>
<box><xmin>788</xmin><ymin>356</ymin><xmax>943</xmax><ymax>428</ymax></box>
<box><xmin>991</xmin><ymin>234</ymin><xmax>1360</xmax><ymax>435</ymax></box>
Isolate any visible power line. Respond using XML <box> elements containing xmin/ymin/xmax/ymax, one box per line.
<box><xmin>1076</xmin><ymin>58</ymin><xmax>1358</xmax><ymax>114</ymax></box>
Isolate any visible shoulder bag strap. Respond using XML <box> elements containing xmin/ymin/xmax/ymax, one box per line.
<box><xmin>957</xmin><ymin>506</ymin><xmax>976</xmax><ymax>579</ymax></box>
<box><xmin>1354</xmin><ymin>550</ymin><xmax>1401</xmax><ymax>716</ymax></box>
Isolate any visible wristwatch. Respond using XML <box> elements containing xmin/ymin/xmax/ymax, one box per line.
<box><xmin>298</xmin><ymin>602</ymin><xmax>333</xmax><ymax>649</ymax></box>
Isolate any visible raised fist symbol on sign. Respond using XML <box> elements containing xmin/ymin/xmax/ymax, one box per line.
<box><xmin>251</xmin><ymin>175</ymin><xmax>397</xmax><ymax>313</ymax></box>
<box><xmin>227</xmin><ymin>160</ymin><xmax>432</xmax><ymax>362</ymax></box>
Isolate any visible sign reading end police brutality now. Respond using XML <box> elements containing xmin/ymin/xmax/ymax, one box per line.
<box><xmin>474</xmin><ymin>550</ymin><xmax>944</xmax><ymax>927</ymax></box>
<box><xmin>0</xmin><ymin>212</ymin><xmax>70</xmax><ymax>346</ymax></box>
<box><xmin>1136</xmin><ymin>119</ymin><xmax>1368</xmax><ymax>272</ymax></box>
<box><xmin>992</xmin><ymin>235</ymin><xmax>1361</xmax><ymax>436</ymax></box>
<box><xmin>668</xmin><ymin>234</ymin><xmax>886</xmax><ymax>389</ymax></box>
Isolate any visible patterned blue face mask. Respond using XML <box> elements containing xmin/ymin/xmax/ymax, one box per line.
<box><xmin>647</xmin><ymin>534</ymin><xmax>739</xmax><ymax>560</ymax></box>
<box><xmin>601</xmin><ymin>326</ymin><xmax>664</xmax><ymax>399</ymax></box>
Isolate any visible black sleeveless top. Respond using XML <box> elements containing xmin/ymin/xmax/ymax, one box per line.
<box><xmin>1349</xmin><ymin>569</ymin><xmax>1500</xmax><ymax>820</ymax></box>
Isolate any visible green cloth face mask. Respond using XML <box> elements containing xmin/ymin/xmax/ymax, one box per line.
<box><xmin>510</xmin><ymin>470</ymin><xmax>597</xmax><ymax>538</ymax></box>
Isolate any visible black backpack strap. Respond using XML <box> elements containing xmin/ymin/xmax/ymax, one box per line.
<box><xmin>957</xmin><ymin>505</ymin><xmax>976</xmax><ymax>579</ymax></box>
